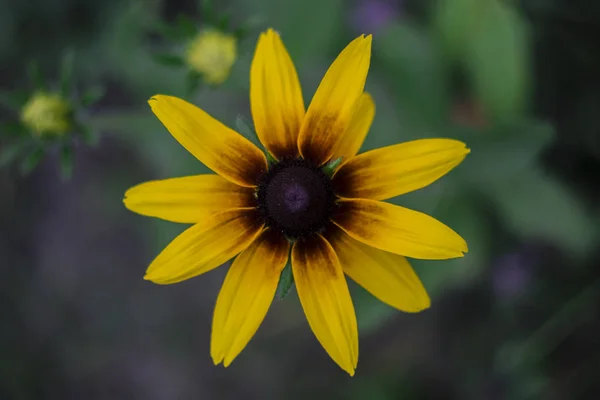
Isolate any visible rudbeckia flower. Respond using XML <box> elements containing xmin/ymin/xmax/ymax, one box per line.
<box><xmin>124</xmin><ymin>28</ymin><xmax>469</xmax><ymax>375</ymax></box>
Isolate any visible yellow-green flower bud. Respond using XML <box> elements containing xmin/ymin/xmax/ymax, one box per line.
<box><xmin>185</xmin><ymin>30</ymin><xmax>237</xmax><ymax>85</ymax></box>
<box><xmin>21</xmin><ymin>92</ymin><xmax>72</xmax><ymax>137</ymax></box>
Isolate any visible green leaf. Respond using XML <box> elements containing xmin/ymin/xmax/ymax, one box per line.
<box><xmin>376</xmin><ymin>21</ymin><xmax>448</xmax><ymax>130</ymax></box>
<box><xmin>466</xmin><ymin>0</ymin><xmax>529</xmax><ymax>123</ymax></box>
<box><xmin>0</xmin><ymin>141</ymin><xmax>27</xmax><ymax>167</ymax></box>
<box><xmin>60</xmin><ymin>145</ymin><xmax>74</xmax><ymax>180</ymax></box>
<box><xmin>60</xmin><ymin>49</ymin><xmax>75</xmax><ymax>97</ymax></box>
<box><xmin>153</xmin><ymin>53</ymin><xmax>185</xmax><ymax>67</ymax></box>
<box><xmin>487</xmin><ymin>169</ymin><xmax>595</xmax><ymax>256</ymax></box>
<box><xmin>433</xmin><ymin>0</ymin><xmax>483</xmax><ymax>59</ymax></box>
<box><xmin>81</xmin><ymin>85</ymin><xmax>105</xmax><ymax>107</ymax></box>
<box><xmin>276</xmin><ymin>262</ymin><xmax>294</xmax><ymax>299</ymax></box>
<box><xmin>19</xmin><ymin>146</ymin><xmax>45</xmax><ymax>175</ymax></box>
<box><xmin>27</xmin><ymin>61</ymin><xmax>45</xmax><ymax>90</ymax></box>
<box><xmin>155</xmin><ymin>22</ymin><xmax>183</xmax><ymax>41</ymax></box>
<box><xmin>450</xmin><ymin>119</ymin><xmax>554</xmax><ymax>184</ymax></box>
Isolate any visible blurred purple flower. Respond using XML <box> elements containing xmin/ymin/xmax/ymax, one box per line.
<box><xmin>351</xmin><ymin>0</ymin><xmax>400</xmax><ymax>34</ymax></box>
<box><xmin>492</xmin><ymin>250</ymin><xmax>535</xmax><ymax>301</ymax></box>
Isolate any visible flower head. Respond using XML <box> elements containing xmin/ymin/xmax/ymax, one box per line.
<box><xmin>185</xmin><ymin>30</ymin><xmax>237</xmax><ymax>85</ymax></box>
<box><xmin>20</xmin><ymin>91</ymin><xmax>72</xmax><ymax>136</ymax></box>
<box><xmin>124</xmin><ymin>28</ymin><xmax>469</xmax><ymax>375</ymax></box>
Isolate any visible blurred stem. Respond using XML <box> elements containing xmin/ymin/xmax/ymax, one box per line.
<box><xmin>518</xmin><ymin>278</ymin><xmax>600</xmax><ymax>366</ymax></box>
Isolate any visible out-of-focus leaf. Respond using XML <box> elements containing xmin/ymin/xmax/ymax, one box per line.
<box><xmin>450</xmin><ymin>119</ymin><xmax>554</xmax><ymax>184</ymax></box>
<box><xmin>186</xmin><ymin>70</ymin><xmax>202</xmax><ymax>97</ymax></box>
<box><xmin>154</xmin><ymin>53</ymin><xmax>185</xmax><ymax>67</ymax></box>
<box><xmin>376</xmin><ymin>21</ymin><xmax>448</xmax><ymax>130</ymax></box>
<box><xmin>60</xmin><ymin>144</ymin><xmax>74</xmax><ymax>180</ymax></box>
<box><xmin>0</xmin><ymin>122</ymin><xmax>27</xmax><ymax>137</ymax></box>
<box><xmin>79</xmin><ymin>124</ymin><xmax>98</xmax><ymax>146</ymax></box>
<box><xmin>253</xmin><ymin>0</ymin><xmax>342</xmax><ymax>60</ymax></box>
<box><xmin>411</xmin><ymin>196</ymin><xmax>491</xmax><ymax>295</ymax></box>
<box><xmin>351</xmin><ymin>282</ymin><xmax>396</xmax><ymax>334</ymax></box>
<box><xmin>27</xmin><ymin>61</ymin><xmax>45</xmax><ymax>90</ymax></box>
<box><xmin>19</xmin><ymin>145</ymin><xmax>45</xmax><ymax>175</ymax></box>
<box><xmin>433</xmin><ymin>0</ymin><xmax>482</xmax><ymax>59</ymax></box>
<box><xmin>276</xmin><ymin>262</ymin><xmax>294</xmax><ymax>299</ymax></box>
<box><xmin>0</xmin><ymin>141</ymin><xmax>27</xmax><ymax>167</ymax></box>
<box><xmin>466</xmin><ymin>0</ymin><xmax>529</xmax><ymax>123</ymax></box>
<box><xmin>487</xmin><ymin>169</ymin><xmax>595</xmax><ymax>256</ymax></box>
<box><xmin>60</xmin><ymin>49</ymin><xmax>75</xmax><ymax>97</ymax></box>
<box><xmin>199</xmin><ymin>0</ymin><xmax>215</xmax><ymax>25</ymax></box>
<box><xmin>0</xmin><ymin>90</ymin><xmax>29</xmax><ymax>111</ymax></box>
<box><xmin>81</xmin><ymin>85</ymin><xmax>105</xmax><ymax>107</ymax></box>
<box><xmin>176</xmin><ymin>14</ymin><xmax>197</xmax><ymax>38</ymax></box>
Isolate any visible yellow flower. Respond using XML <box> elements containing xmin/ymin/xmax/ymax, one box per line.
<box><xmin>124</xmin><ymin>28</ymin><xmax>470</xmax><ymax>375</ymax></box>
<box><xmin>185</xmin><ymin>30</ymin><xmax>237</xmax><ymax>85</ymax></box>
<box><xmin>21</xmin><ymin>92</ymin><xmax>72</xmax><ymax>136</ymax></box>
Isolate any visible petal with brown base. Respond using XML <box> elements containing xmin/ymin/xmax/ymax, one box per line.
<box><xmin>211</xmin><ymin>229</ymin><xmax>289</xmax><ymax>367</ymax></box>
<box><xmin>250</xmin><ymin>29</ymin><xmax>305</xmax><ymax>159</ymax></box>
<box><xmin>149</xmin><ymin>95</ymin><xmax>267</xmax><ymax>187</ymax></box>
<box><xmin>145</xmin><ymin>208</ymin><xmax>264</xmax><ymax>284</ymax></box>
<box><xmin>292</xmin><ymin>235</ymin><xmax>358</xmax><ymax>376</ymax></box>
<box><xmin>332</xmin><ymin>198</ymin><xmax>468</xmax><ymax>260</ymax></box>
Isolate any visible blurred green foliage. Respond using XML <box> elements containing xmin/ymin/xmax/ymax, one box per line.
<box><xmin>1</xmin><ymin>0</ymin><xmax>600</xmax><ymax>399</ymax></box>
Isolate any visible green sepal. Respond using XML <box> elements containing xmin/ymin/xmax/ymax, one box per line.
<box><xmin>59</xmin><ymin>144</ymin><xmax>74</xmax><ymax>180</ymax></box>
<box><xmin>27</xmin><ymin>61</ymin><xmax>45</xmax><ymax>91</ymax></box>
<box><xmin>81</xmin><ymin>85</ymin><xmax>105</xmax><ymax>107</ymax></box>
<box><xmin>60</xmin><ymin>49</ymin><xmax>75</xmax><ymax>97</ymax></box>
<box><xmin>154</xmin><ymin>53</ymin><xmax>185</xmax><ymax>67</ymax></box>
<box><xmin>217</xmin><ymin>13</ymin><xmax>231</xmax><ymax>31</ymax></box>
<box><xmin>19</xmin><ymin>145</ymin><xmax>45</xmax><ymax>176</ymax></box>
<box><xmin>199</xmin><ymin>0</ymin><xmax>215</xmax><ymax>25</ymax></box>
<box><xmin>176</xmin><ymin>14</ymin><xmax>198</xmax><ymax>38</ymax></box>
<box><xmin>186</xmin><ymin>70</ymin><xmax>203</xmax><ymax>97</ymax></box>
<box><xmin>322</xmin><ymin>157</ymin><xmax>343</xmax><ymax>176</ymax></box>
<box><xmin>276</xmin><ymin>262</ymin><xmax>295</xmax><ymax>299</ymax></box>
<box><xmin>79</xmin><ymin>124</ymin><xmax>98</xmax><ymax>146</ymax></box>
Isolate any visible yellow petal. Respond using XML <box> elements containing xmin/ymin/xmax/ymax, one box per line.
<box><xmin>327</xmin><ymin>226</ymin><xmax>430</xmax><ymax>312</ymax></box>
<box><xmin>211</xmin><ymin>229</ymin><xmax>289</xmax><ymax>366</ymax></box>
<box><xmin>291</xmin><ymin>235</ymin><xmax>358</xmax><ymax>376</ymax></box>
<box><xmin>333</xmin><ymin>198</ymin><xmax>468</xmax><ymax>260</ymax></box>
<box><xmin>331</xmin><ymin>92</ymin><xmax>375</xmax><ymax>160</ymax></box>
<box><xmin>145</xmin><ymin>209</ymin><xmax>263</xmax><ymax>284</ymax></box>
<box><xmin>123</xmin><ymin>175</ymin><xmax>255</xmax><ymax>223</ymax></box>
<box><xmin>250</xmin><ymin>29</ymin><xmax>305</xmax><ymax>159</ymax></box>
<box><xmin>298</xmin><ymin>35</ymin><xmax>372</xmax><ymax>165</ymax></box>
<box><xmin>149</xmin><ymin>95</ymin><xmax>267</xmax><ymax>187</ymax></box>
<box><xmin>333</xmin><ymin>139</ymin><xmax>469</xmax><ymax>200</ymax></box>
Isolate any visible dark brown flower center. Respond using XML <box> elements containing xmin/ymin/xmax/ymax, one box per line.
<box><xmin>257</xmin><ymin>158</ymin><xmax>336</xmax><ymax>240</ymax></box>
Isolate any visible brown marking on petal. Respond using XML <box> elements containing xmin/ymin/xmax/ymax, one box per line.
<box><xmin>294</xmin><ymin>235</ymin><xmax>339</xmax><ymax>277</ymax></box>
<box><xmin>259</xmin><ymin>228</ymin><xmax>291</xmax><ymax>272</ymax></box>
<box><xmin>331</xmin><ymin>200</ymin><xmax>378</xmax><ymax>242</ymax></box>
<box><xmin>220</xmin><ymin>137</ymin><xmax>267</xmax><ymax>185</ymax></box>
<box><xmin>301</xmin><ymin>113</ymin><xmax>346</xmax><ymax>166</ymax></box>
<box><xmin>332</xmin><ymin>156</ymin><xmax>376</xmax><ymax>198</ymax></box>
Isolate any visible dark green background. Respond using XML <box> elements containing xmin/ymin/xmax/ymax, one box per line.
<box><xmin>1</xmin><ymin>0</ymin><xmax>599</xmax><ymax>399</ymax></box>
